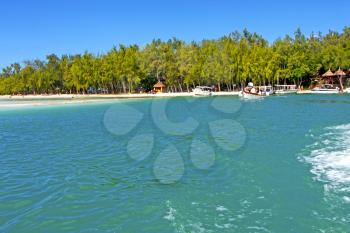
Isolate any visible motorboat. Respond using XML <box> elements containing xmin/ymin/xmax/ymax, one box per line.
<box><xmin>259</xmin><ymin>85</ymin><xmax>274</xmax><ymax>95</ymax></box>
<box><xmin>311</xmin><ymin>84</ymin><xmax>340</xmax><ymax>94</ymax></box>
<box><xmin>239</xmin><ymin>83</ymin><xmax>269</xmax><ymax>99</ymax></box>
<box><xmin>192</xmin><ymin>86</ymin><xmax>213</xmax><ymax>96</ymax></box>
<box><xmin>240</xmin><ymin>90</ymin><xmax>265</xmax><ymax>99</ymax></box>
<box><xmin>274</xmin><ymin>85</ymin><xmax>298</xmax><ymax>94</ymax></box>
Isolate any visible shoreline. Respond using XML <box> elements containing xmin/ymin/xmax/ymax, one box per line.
<box><xmin>0</xmin><ymin>90</ymin><xmax>347</xmax><ymax>101</ymax></box>
<box><xmin>1</xmin><ymin>90</ymin><xmax>348</xmax><ymax>101</ymax></box>
<box><xmin>0</xmin><ymin>91</ymin><xmax>241</xmax><ymax>100</ymax></box>
<box><xmin>0</xmin><ymin>92</ymin><xmax>242</xmax><ymax>109</ymax></box>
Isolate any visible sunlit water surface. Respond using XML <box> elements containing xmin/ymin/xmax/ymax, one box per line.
<box><xmin>1</xmin><ymin>95</ymin><xmax>350</xmax><ymax>232</ymax></box>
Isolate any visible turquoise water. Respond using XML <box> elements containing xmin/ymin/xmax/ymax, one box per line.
<box><xmin>1</xmin><ymin>95</ymin><xmax>350</xmax><ymax>232</ymax></box>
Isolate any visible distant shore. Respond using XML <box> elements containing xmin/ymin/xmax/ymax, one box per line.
<box><xmin>0</xmin><ymin>90</ymin><xmax>347</xmax><ymax>102</ymax></box>
<box><xmin>0</xmin><ymin>91</ymin><xmax>241</xmax><ymax>100</ymax></box>
<box><xmin>0</xmin><ymin>90</ymin><xmax>347</xmax><ymax>110</ymax></box>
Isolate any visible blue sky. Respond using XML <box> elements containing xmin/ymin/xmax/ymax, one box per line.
<box><xmin>0</xmin><ymin>0</ymin><xmax>349</xmax><ymax>69</ymax></box>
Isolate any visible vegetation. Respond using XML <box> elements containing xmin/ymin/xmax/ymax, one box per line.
<box><xmin>1</xmin><ymin>27</ymin><xmax>350</xmax><ymax>95</ymax></box>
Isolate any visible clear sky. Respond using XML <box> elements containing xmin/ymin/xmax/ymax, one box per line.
<box><xmin>0</xmin><ymin>0</ymin><xmax>349</xmax><ymax>69</ymax></box>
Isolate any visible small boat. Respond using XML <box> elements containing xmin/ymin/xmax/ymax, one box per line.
<box><xmin>239</xmin><ymin>83</ymin><xmax>269</xmax><ymax>99</ymax></box>
<box><xmin>240</xmin><ymin>90</ymin><xmax>265</xmax><ymax>99</ymax></box>
<box><xmin>344</xmin><ymin>88</ymin><xmax>350</xmax><ymax>93</ymax></box>
<box><xmin>274</xmin><ymin>85</ymin><xmax>298</xmax><ymax>94</ymax></box>
<box><xmin>311</xmin><ymin>84</ymin><xmax>340</xmax><ymax>94</ymax></box>
<box><xmin>192</xmin><ymin>86</ymin><xmax>213</xmax><ymax>96</ymax></box>
<box><xmin>259</xmin><ymin>85</ymin><xmax>274</xmax><ymax>96</ymax></box>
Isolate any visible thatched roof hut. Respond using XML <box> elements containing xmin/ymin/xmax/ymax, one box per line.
<box><xmin>153</xmin><ymin>81</ymin><xmax>166</xmax><ymax>93</ymax></box>
<box><xmin>334</xmin><ymin>68</ymin><xmax>346</xmax><ymax>76</ymax></box>
<box><xmin>153</xmin><ymin>81</ymin><xmax>166</xmax><ymax>88</ymax></box>
<box><xmin>322</xmin><ymin>69</ymin><xmax>334</xmax><ymax>77</ymax></box>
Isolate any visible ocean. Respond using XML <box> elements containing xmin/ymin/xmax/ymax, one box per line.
<box><xmin>0</xmin><ymin>95</ymin><xmax>349</xmax><ymax>232</ymax></box>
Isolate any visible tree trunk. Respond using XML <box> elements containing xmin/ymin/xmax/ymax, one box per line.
<box><xmin>121</xmin><ymin>80</ymin><xmax>127</xmax><ymax>93</ymax></box>
<box><xmin>339</xmin><ymin>77</ymin><xmax>344</xmax><ymax>92</ymax></box>
<box><xmin>178</xmin><ymin>84</ymin><xmax>183</xmax><ymax>92</ymax></box>
<box><xmin>129</xmin><ymin>81</ymin><xmax>132</xmax><ymax>93</ymax></box>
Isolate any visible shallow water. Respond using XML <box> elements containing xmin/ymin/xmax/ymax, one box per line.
<box><xmin>1</xmin><ymin>95</ymin><xmax>350</xmax><ymax>232</ymax></box>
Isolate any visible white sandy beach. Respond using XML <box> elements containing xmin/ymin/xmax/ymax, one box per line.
<box><xmin>0</xmin><ymin>92</ymin><xmax>241</xmax><ymax>109</ymax></box>
<box><xmin>2</xmin><ymin>90</ymin><xmax>340</xmax><ymax>109</ymax></box>
<box><xmin>0</xmin><ymin>91</ymin><xmax>241</xmax><ymax>100</ymax></box>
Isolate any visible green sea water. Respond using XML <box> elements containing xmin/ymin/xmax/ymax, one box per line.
<box><xmin>1</xmin><ymin>95</ymin><xmax>350</xmax><ymax>233</ymax></box>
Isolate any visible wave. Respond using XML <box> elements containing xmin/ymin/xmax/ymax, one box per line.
<box><xmin>301</xmin><ymin>123</ymin><xmax>350</xmax><ymax>201</ymax></box>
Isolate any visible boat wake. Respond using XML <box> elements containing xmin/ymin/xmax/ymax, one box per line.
<box><xmin>301</xmin><ymin>124</ymin><xmax>350</xmax><ymax>202</ymax></box>
<box><xmin>163</xmin><ymin>200</ymin><xmax>271</xmax><ymax>232</ymax></box>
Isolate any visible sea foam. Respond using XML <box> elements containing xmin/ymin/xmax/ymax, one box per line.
<box><xmin>303</xmin><ymin>124</ymin><xmax>350</xmax><ymax>198</ymax></box>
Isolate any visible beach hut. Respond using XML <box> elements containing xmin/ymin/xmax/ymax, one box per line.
<box><xmin>153</xmin><ymin>81</ymin><xmax>166</xmax><ymax>93</ymax></box>
<box><xmin>310</xmin><ymin>69</ymin><xmax>334</xmax><ymax>90</ymax></box>
<box><xmin>334</xmin><ymin>67</ymin><xmax>346</xmax><ymax>76</ymax></box>
<box><xmin>320</xmin><ymin>68</ymin><xmax>338</xmax><ymax>84</ymax></box>
<box><xmin>322</xmin><ymin>69</ymin><xmax>334</xmax><ymax>78</ymax></box>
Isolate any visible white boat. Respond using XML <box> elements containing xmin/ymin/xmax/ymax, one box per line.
<box><xmin>240</xmin><ymin>90</ymin><xmax>265</xmax><ymax>99</ymax></box>
<box><xmin>274</xmin><ymin>85</ymin><xmax>298</xmax><ymax>94</ymax></box>
<box><xmin>240</xmin><ymin>83</ymin><xmax>268</xmax><ymax>99</ymax></box>
<box><xmin>259</xmin><ymin>86</ymin><xmax>274</xmax><ymax>96</ymax></box>
<box><xmin>311</xmin><ymin>84</ymin><xmax>340</xmax><ymax>94</ymax></box>
<box><xmin>192</xmin><ymin>86</ymin><xmax>213</xmax><ymax>96</ymax></box>
<box><xmin>344</xmin><ymin>88</ymin><xmax>350</xmax><ymax>93</ymax></box>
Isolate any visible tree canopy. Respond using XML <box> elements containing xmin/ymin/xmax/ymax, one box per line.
<box><xmin>1</xmin><ymin>27</ymin><xmax>350</xmax><ymax>95</ymax></box>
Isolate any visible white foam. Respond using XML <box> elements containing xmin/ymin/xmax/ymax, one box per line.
<box><xmin>215</xmin><ymin>223</ymin><xmax>232</xmax><ymax>229</ymax></box>
<box><xmin>343</xmin><ymin>196</ymin><xmax>350</xmax><ymax>203</ymax></box>
<box><xmin>189</xmin><ymin>222</ymin><xmax>207</xmax><ymax>233</ymax></box>
<box><xmin>164</xmin><ymin>200</ymin><xmax>176</xmax><ymax>221</ymax></box>
<box><xmin>247</xmin><ymin>226</ymin><xmax>270</xmax><ymax>232</ymax></box>
<box><xmin>327</xmin><ymin>124</ymin><xmax>350</xmax><ymax>130</ymax></box>
<box><xmin>164</xmin><ymin>201</ymin><xmax>208</xmax><ymax>233</ymax></box>
<box><xmin>303</xmin><ymin>124</ymin><xmax>350</xmax><ymax>198</ymax></box>
<box><xmin>216</xmin><ymin>206</ymin><xmax>228</xmax><ymax>212</ymax></box>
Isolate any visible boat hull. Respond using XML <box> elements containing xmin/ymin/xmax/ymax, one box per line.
<box><xmin>192</xmin><ymin>87</ymin><xmax>213</xmax><ymax>96</ymax></box>
<box><xmin>240</xmin><ymin>91</ymin><xmax>265</xmax><ymax>99</ymax></box>
<box><xmin>192</xmin><ymin>91</ymin><xmax>212</xmax><ymax>96</ymax></box>
<box><xmin>275</xmin><ymin>90</ymin><xmax>298</xmax><ymax>94</ymax></box>
<box><xmin>311</xmin><ymin>90</ymin><xmax>340</xmax><ymax>94</ymax></box>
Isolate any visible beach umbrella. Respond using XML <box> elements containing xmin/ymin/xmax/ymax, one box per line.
<box><xmin>321</xmin><ymin>68</ymin><xmax>335</xmax><ymax>85</ymax></box>
<box><xmin>334</xmin><ymin>67</ymin><xmax>346</xmax><ymax>76</ymax></box>
<box><xmin>322</xmin><ymin>69</ymin><xmax>334</xmax><ymax>77</ymax></box>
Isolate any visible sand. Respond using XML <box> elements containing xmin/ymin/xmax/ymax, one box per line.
<box><xmin>0</xmin><ymin>91</ymin><xmax>240</xmax><ymax>100</ymax></box>
<box><xmin>0</xmin><ymin>92</ymin><xmax>241</xmax><ymax>109</ymax></box>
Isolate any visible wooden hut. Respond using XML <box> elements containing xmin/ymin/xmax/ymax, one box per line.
<box><xmin>320</xmin><ymin>68</ymin><xmax>338</xmax><ymax>84</ymax></box>
<box><xmin>153</xmin><ymin>81</ymin><xmax>166</xmax><ymax>93</ymax></box>
<box><xmin>334</xmin><ymin>67</ymin><xmax>346</xmax><ymax>76</ymax></box>
<box><xmin>322</xmin><ymin>69</ymin><xmax>334</xmax><ymax>79</ymax></box>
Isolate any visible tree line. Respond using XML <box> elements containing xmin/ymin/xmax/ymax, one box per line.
<box><xmin>1</xmin><ymin>27</ymin><xmax>350</xmax><ymax>95</ymax></box>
